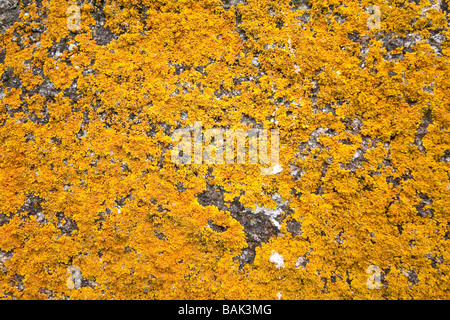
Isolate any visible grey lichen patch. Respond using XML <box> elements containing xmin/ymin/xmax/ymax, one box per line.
<box><xmin>286</xmin><ymin>219</ymin><xmax>302</xmax><ymax>237</ymax></box>
<box><xmin>91</xmin><ymin>3</ymin><xmax>118</xmax><ymax>46</ymax></box>
<box><xmin>154</xmin><ymin>230</ymin><xmax>167</xmax><ymax>240</ymax></box>
<box><xmin>15</xmin><ymin>193</ymin><xmax>47</xmax><ymax>224</ymax></box>
<box><xmin>221</xmin><ymin>0</ymin><xmax>247</xmax><ymax>10</ymax></box>
<box><xmin>176</xmin><ymin>182</ymin><xmax>188</xmax><ymax>193</ymax></box>
<box><xmin>249</xmin><ymin>194</ymin><xmax>288</xmax><ymax>230</ymax></box>
<box><xmin>232</xmin><ymin>207</ymin><xmax>280</xmax><ymax>266</ymax></box>
<box><xmin>1</xmin><ymin>67</ymin><xmax>22</xmax><ymax>90</ymax></box>
<box><xmin>38</xmin><ymin>287</ymin><xmax>53</xmax><ymax>298</ymax></box>
<box><xmin>442</xmin><ymin>0</ymin><xmax>450</xmax><ymax>13</ymax></box>
<box><xmin>295</xmin><ymin>249</ymin><xmax>312</xmax><ymax>269</ymax></box>
<box><xmin>0</xmin><ymin>0</ymin><xmax>20</xmax><ymax>34</ymax></box>
<box><xmin>415</xmin><ymin>193</ymin><xmax>434</xmax><ymax>218</ymax></box>
<box><xmin>10</xmin><ymin>274</ymin><xmax>25</xmax><ymax>292</ymax></box>
<box><xmin>439</xmin><ymin>149</ymin><xmax>450</xmax><ymax>162</ymax></box>
<box><xmin>66</xmin><ymin>265</ymin><xmax>82</xmax><ymax>290</ymax></box>
<box><xmin>55</xmin><ymin>212</ymin><xmax>78</xmax><ymax>236</ymax></box>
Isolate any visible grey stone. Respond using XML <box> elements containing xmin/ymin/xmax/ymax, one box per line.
<box><xmin>0</xmin><ymin>0</ymin><xmax>20</xmax><ymax>34</ymax></box>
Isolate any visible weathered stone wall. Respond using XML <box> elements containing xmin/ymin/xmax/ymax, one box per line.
<box><xmin>0</xmin><ymin>0</ymin><xmax>449</xmax><ymax>299</ymax></box>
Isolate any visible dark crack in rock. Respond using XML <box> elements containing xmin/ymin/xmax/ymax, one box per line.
<box><xmin>56</xmin><ymin>212</ymin><xmax>78</xmax><ymax>236</ymax></box>
<box><xmin>1</xmin><ymin>67</ymin><xmax>22</xmax><ymax>89</ymax></box>
<box><xmin>63</xmin><ymin>78</ymin><xmax>81</xmax><ymax>102</ymax></box>
<box><xmin>414</xmin><ymin>108</ymin><xmax>433</xmax><ymax>154</ymax></box>
<box><xmin>0</xmin><ymin>48</ymin><xmax>6</xmax><ymax>65</ymax></box>
<box><xmin>38</xmin><ymin>287</ymin><xmax>53</xmax><ymax>298</ymax></box>
<box><xmin>154</xmin><ymin>230</ymin><xmax>167</xmax><ymax>240</ymax></box>
<box><xmin>386</xmin><ymin>171</ymin><xmax>414</xmax><ymax>189</ymax></box>
<box><xmin>425</xmin><ymin>253</ymin><xmax>444</xmax><ymax>270</ymax></box>
<box><xmin>208</xmin><ymin>219</ymin><xmax>228</xmax><ymax>233</ymax></box>
<box><xmin>221</xmin><ymin>0</ymin><xmax>247</xmax><ymax>10</ymax></box>
<box><xmin>10</xmin><ymin>274</ymin><xmax>25</xmax><ymax>292</ymax></box>
<box><xmin>214</xmin><ymin>85</ymin><xmax>241</xmax><ymax>100</ymax></box>
<box><xmin>196</xmin><ymin>184</ymin><xmax>281</xmax><ymax>267</ymax></box>
<box><xmin>290</xmin><ymin>0</ymin><xmax>311</xmax><ymax>11</ymax></box>
<box><xmin>415</xmin><ymin>193</ymin><xmax>434</xmax><ymax>218</ymax></box>
<box><xmin>197</xmin><ymin>184</ymin><xmax>228</xmax><ymax>211</ymax></box>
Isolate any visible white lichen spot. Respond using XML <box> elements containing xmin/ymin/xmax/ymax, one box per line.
<box><xmin>269</xmin><ymin>251</ymin><xmax>285</xmax><ymax>269</ymax></box>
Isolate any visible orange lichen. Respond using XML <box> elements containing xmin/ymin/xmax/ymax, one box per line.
<box><xmin>0</xmin><ymin>0</ymin><xmax>449</xmax><ymax>299</ymax></box>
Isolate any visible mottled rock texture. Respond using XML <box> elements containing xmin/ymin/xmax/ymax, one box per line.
<box><xmin>0</xmin><ymin>0</ymin><xmax>449</xmax><ymax>299</ymax></box>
